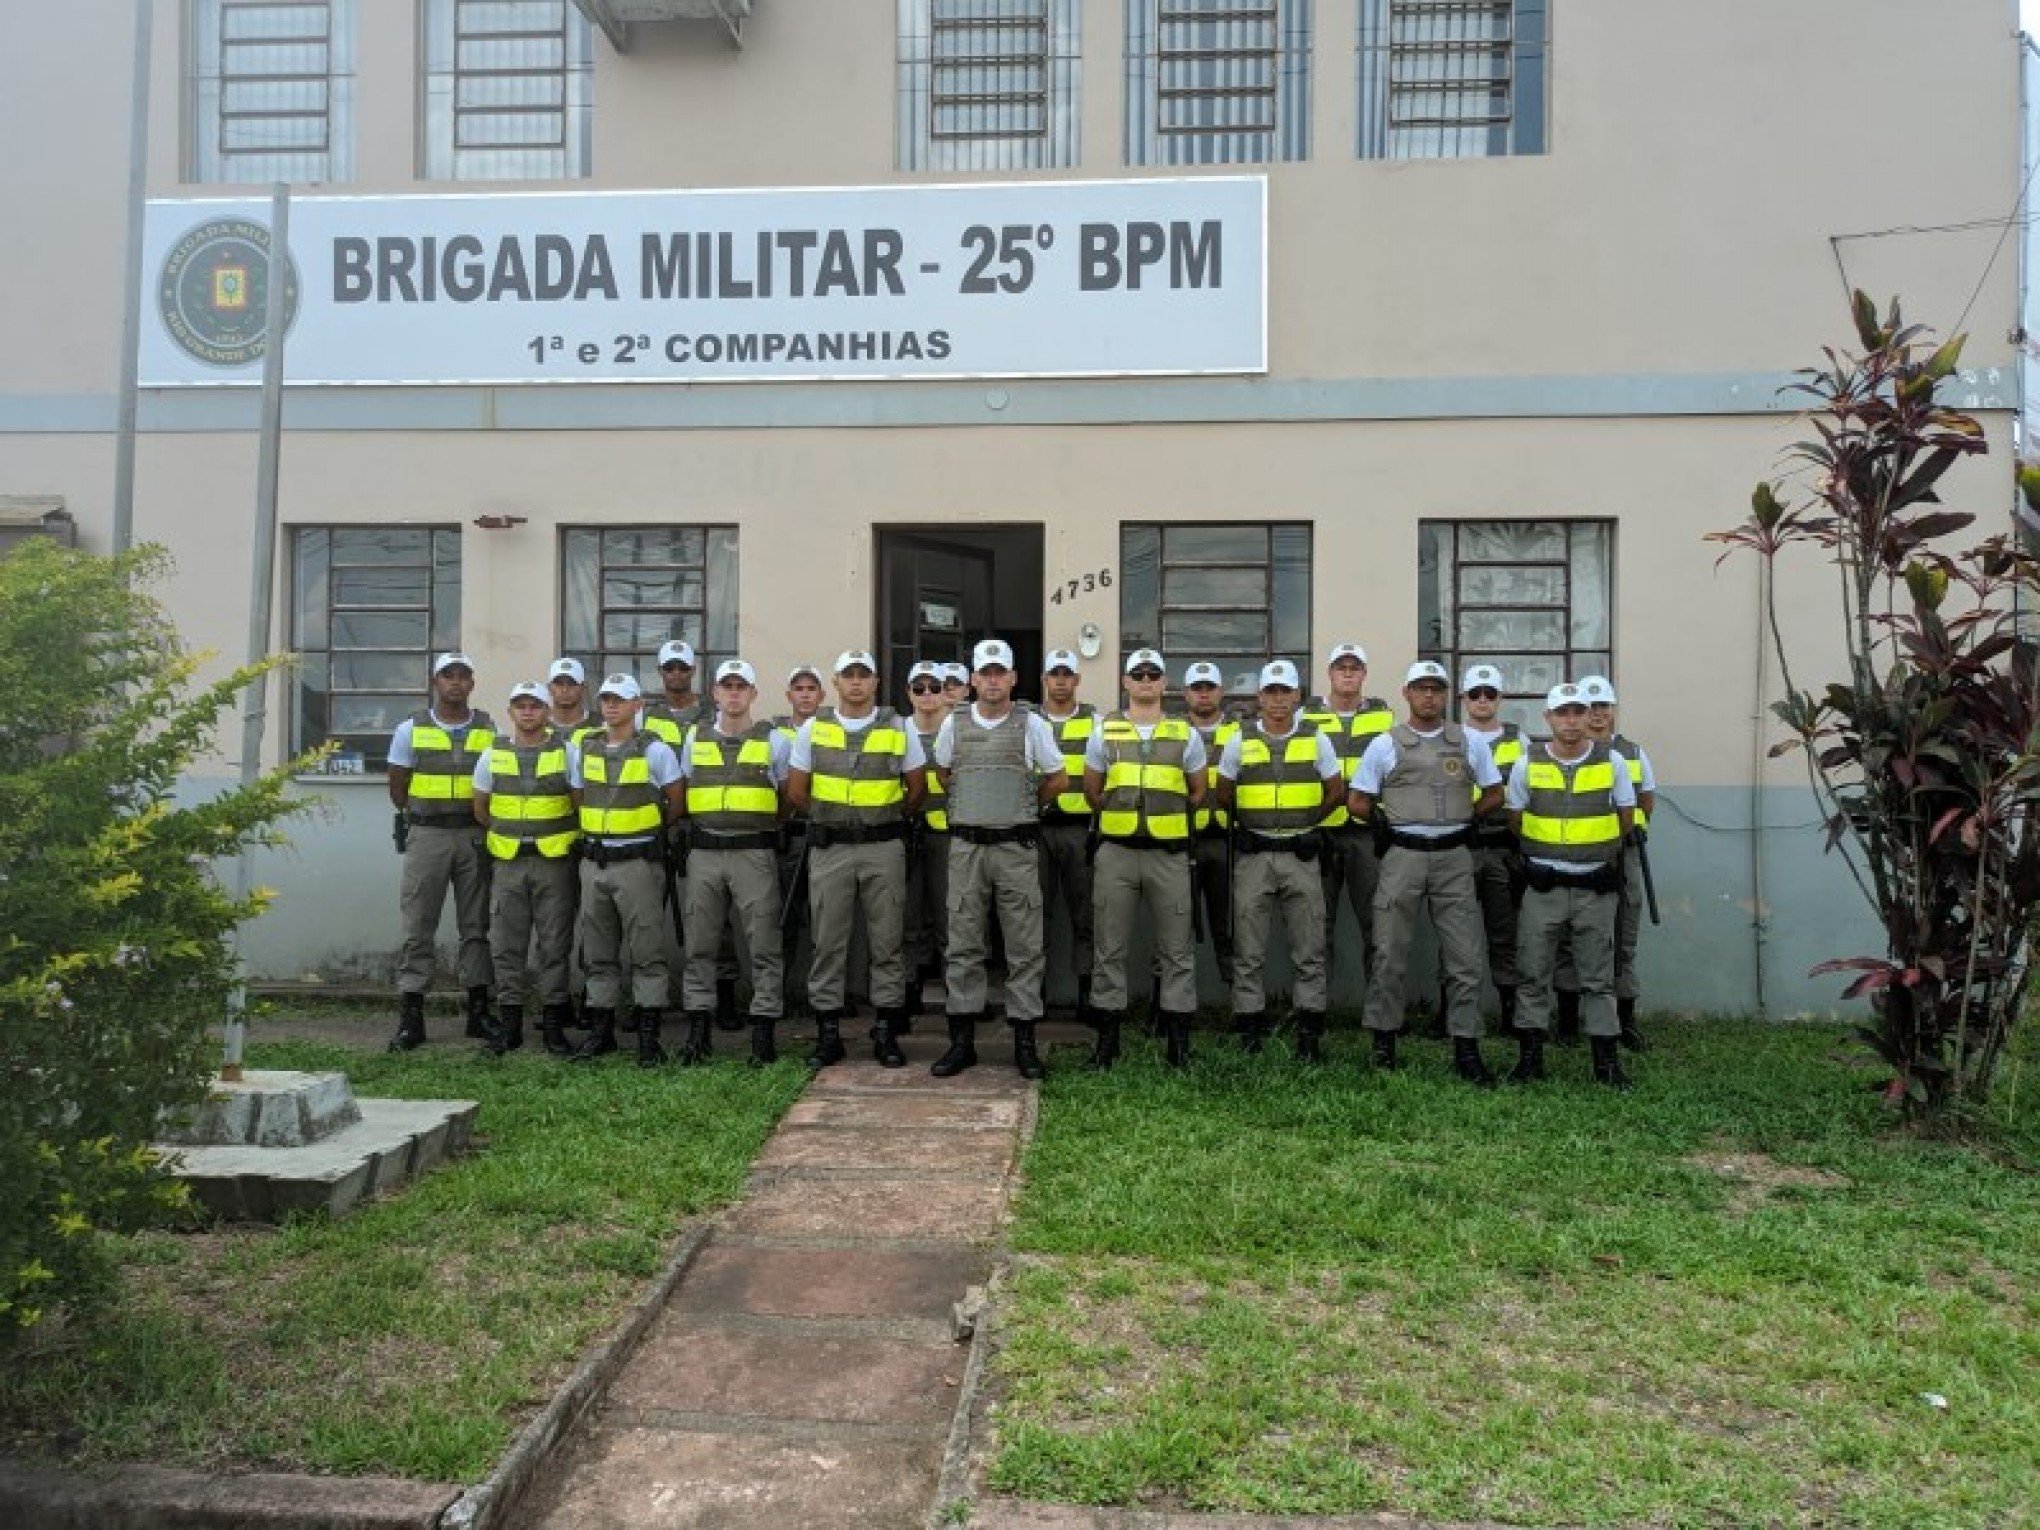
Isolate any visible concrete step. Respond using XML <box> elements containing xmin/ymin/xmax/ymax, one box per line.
<box><xmin>159</xmin><ymin>1097</ymin><xmax>477</xmax><ymax>1221</ymax></box>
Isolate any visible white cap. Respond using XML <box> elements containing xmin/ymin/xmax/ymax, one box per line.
<box><xmin>1327</xmin><ymin>643</ymin><xmax>1368</xmax><ymax>667</ymax></box>
<box><xmin>1546</xmin><ymin>681</ymin><xmax>1589</xmax><ymax>711</ymax></box>
<box><xmin>786</xmin><ymin>662</ymin><xmax>823</xmax><ymax>685</ymax></box>
<box><xmin>907</xmin><ymin>660</ymin><xmax>944</xmax><ymax>683</ymax></box>
<box><xmin>432</xmin><ymin>650</ymin><xmax>476</xmax><ymax>676</ymax></box>
<box><xmin>1460</xmin><ymin>663</ymin><xmax>1504</xmax><ymax>694</ymax></box>
<box><xmin>942</xmin><ymin>662</ymin><xmax>970</xmax><ymax>684</ymax></box>
<box><xmin>715</xmin><ymin>659</ymin><xmax>757</xmax><ymax>686</ymax></box>
<box><xmin>1578</xmin><ymin>674</ymin><xmax>1618</xmax><ymax>705</ymax></box>
<box><xmin>1258</xmin><ymin>659</ymin><xmax>1301</xmax><ymax>690</ymax></box>
<box><xmin>597</xmin><ymin>673</ymin><xmax>642</xmax><ymax>701</ymax></box>
<box><xmin>656</xmin><ymin>639</ymin><xmax>697</xmax><ymax>669</ymax></box>
<box><xmin>547</xmin><ymin>657</ymin><xmax>585</xmax><ymax>685</ymax></box>
<box><xmin>1043</xmin><ymin>648</ymin><xmax>1081</xmax><ymax>674</ymax></box>
<box><xmin>1184</xmin><ymin>661</ymin><xmax>1224</xmax><ymax>687</ymax></box>
<box><xmin>834</xmin><ymin>649</ymin><xmax>878</xmax><ymax>675</ymax></box>
<box><xmin>1124</xmin><ymin>648</ymin><xmax>1166</xmax><ymax>675</ymax></box>
<box><xmin>972</xmin><ymin>639</ymin><xmax>1015</xmax><ymax>671</ymax></box>
<box><xmin>1404</xmin><ymin>660</ymin><xmax>1452</xmax><ymax>686</ymax></box>
<box><xmin>507</xmin><ymin>681</ymin><xmax>547</xmax><ymax>705</ymax></box>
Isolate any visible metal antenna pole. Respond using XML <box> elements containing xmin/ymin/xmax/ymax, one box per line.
<box><xmin>112</xmin><ymin>0</ymin><xmax>153</xmax><ymax>553</ymax></box>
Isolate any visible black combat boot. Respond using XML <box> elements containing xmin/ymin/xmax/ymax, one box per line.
<box><xmin>1291</xmin><ymin>1010</ymin><xmax>1325</xmax><ymax>1064</ymax></box>
<box><xmin>465</xmin><ymin>985</ymin><xmax>493</xmax><ymax>1039</ymax></box>
<box><xmin>1505</xmin><ymin>1029</ymin><xmax>1546</xmax><ymax>1085</ymax></box>
<box><xmin>678</xmin><ymin>1011</ymin><xmax>713</xmax><ymax>1066</ymax></box>
<box><xmin>807</xmin><ymin>1011</ymin><xmax>846</xmax><ymax>1069</ymax></box>
<box><xmin>1089</xmin><ymin>1011</ymin><xmax>1122</xmax><ymax>1071</ymax></box>
<box><xmin>1554</xmin><ymin>988</ymin><xmax>1582</xmax><ymax>1046</ymax></box>
<box><xmin>931</xmin><ymin>1013</ymin><xmax>979</xmax><ymax>1077</ymax></box>
<box><xmin>569</xmin><ymin>1007</ymin><xmax>617</xmax><ymax>1062</ymax></box>
<box><xmin>539</xmin><ymin>1003</ymin><xmax>574</xmax><ymax>1057</ymax></box>
<box><xmin>872</xmin><ymin>1007</ymin><xmax>908</xmax><ymax>1069</ymax></box>
<box><xmin>636</xmin><ymin>1009</ymin><xmax>668</xmax><ymax>1068</ymax></box>
<box><xmin>715</xmin><ymin>977</ymin><xmax>743</xmax><ymax>1032</ymax></box>
<box><xmin>1163</xmin><ymin>1012</ymin><xmax>1193</xmax><ymax>1069</ymax></box>
<box><xmin>1370</xmin><ymin>1028</ymin><xmax>1399</xmax><ymax>1072</ymax></box>
<box><xmin>388</xmin><ymin>991</ymin><xmax>427</xmax><ymax>1053</ymax></box>
<box><xmin>1591</xmin><ymin>1034</ymin><xmax>1634</xmax><ymax>1092</ymax></box>
<box><xmin>1617</xmin><ymin>998</ymin><xmax>1650</xmax><ymax>1052</ymax></box>
<box><xmin>485</xmin><ymin>1003</ymin><xmax>524</xmax><ymax>1056</ymax></box>
<box><xmin>1453</xmin><ymin>1036</ymin><xmax>1498</xmax><ymax>1088</ymax></box>
<box><xmin>1235</xmin><ymin>1011</ymin><xmax>1267</xmax><ymax>1055</ymax></box>
<box><xmin>1012</xmin><ymin>1020</ymin><xmax>1046</xmax><ymax>1080</ymax></box>
<box><xmin>1497</xmin><ymin>984</ymin><xmax>1521</xmax><ymax>1040</ymax></box>
<box><xmin>749</xmin><ymin>1017</ymin><xmax>778</xmax><ymax>1068</ymax></box>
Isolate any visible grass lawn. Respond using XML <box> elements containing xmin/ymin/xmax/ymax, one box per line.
<box><xmin>0</xmin><ymin>1032</ymin><xmax>805</xmax><ymax>1480</ymax></box>
<box><xmin>991</xmin><ymin>1019</ymin><xmax>2040</xmax><ymax>1529</ymax></box>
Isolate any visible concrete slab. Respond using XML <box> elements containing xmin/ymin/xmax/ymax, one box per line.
<box><xmin>0</xmin><ymin>1457</ymin><xmax>458</xmax><ymax>1530</ymax></box>
<box><xmin>756</xmin><ymin>1126</ymin><xmax>1017</xmax><ymax>1175</ymax></box>
<box><xmin>159</xmin><ymin>1097</ymin><xmax>477</xmax><ymax>1221</ymax></box>
<box><xmin>727</xmin><ymin>1174</ymin><xmax>1010</xmax><ymax>1242</ymax></box>
<box><xmin>523</xmin><ymin>1428</ymin><xmax>938</xmax><ymax>1529</ymax></box>
<box><xmin>683</xmin><ymin>1243</ymin><xmax>989</xmax><ymax>1321</ymax></box>
<box><xmin>159</xmin><ymin>1070</ymin><xmax>362</xmax><ymax>1148</ymax></box>
<box><xmin>610</xmin><ymin>1326</ymin><xmax>960</xmax><ymax>1426</ymax></box>
<box><xmin>806</xmin><ymin>1060</ymin><xmax>1030</xmax><ymax>1097</ymax></box>
<box><xmin>780</xmin><ymin>1094</ymin><xmax>1023</xmax><ymax>1130</ymax></box>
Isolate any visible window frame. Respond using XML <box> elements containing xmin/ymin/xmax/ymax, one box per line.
<box><xmin>1357</xmin><ymin>0</ymin><xmax>1547</xmax><ymax>161</ymax></box>
<box><xmin>1126</xmin><ymin>0</ymin><xmax>1313</xmax><ymax>169</ymax></box>
<box><xmin>559</xmin><ymin>524</ymin><xmax>741</xmax><ymax>692</ymax></box>
<box><xmin>1119</xmin><ymin>520</ymin><xmax>1313</xmax><ymax>699</ymax></box>
<box><xmin>187</xmin><ymin>0</ymin><xmax>356</xmax><ymax>185</ymax></box>
<box><xmin>419</xmin><ymin>0</ymin><xmax>594</xmax><ymax>183</ymax></box>
<box><xmin>898</xmin><ymin>0</ymin><xmax>1082</xmax><ymax>173</ymax></box>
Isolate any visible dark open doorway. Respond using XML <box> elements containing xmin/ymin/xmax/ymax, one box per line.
<box><xmin>876</xmin><ymin>526</ymin><xmax>1045</xmax><ymax>703</ymax></box>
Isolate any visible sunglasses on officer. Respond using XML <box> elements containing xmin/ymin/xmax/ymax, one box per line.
<box><xmin>1128</xmin><ymin>666</ymin><xmax>1164</xmax><ymax>682</ymax></box>
<box><xmin>909</xmin><ymin>681</ymin><xmax>943</xmax><ymax>695</ymax></box>
<box><xmin>1465</xmin><ymin>686</ymin><xmax>1500</xmax><ymax>701</ymax></box>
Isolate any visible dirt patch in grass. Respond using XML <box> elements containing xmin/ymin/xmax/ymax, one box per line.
<box><xmin>1684</xmin><ymin>1146</ymin><xmax>1848</xmax><ymax>1214</ymax></box>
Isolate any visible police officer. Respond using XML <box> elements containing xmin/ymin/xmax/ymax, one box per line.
<box><xmin>1303</xmin><ymin>643</ymin><xmax>1394</xmax><ymax>997</ymax></box>
<box><xmin>644</xmin><ymin>638</ymin><xmax>736</xmax><ymax>1031</ymax></box>
<box><xmin>386</xmin><ymin>651</ymin><xmax>495</xmax><ymax>1052</ymax></box>
<box><xmin>941</xmin><ymin>662</ymin><xmax>971</xmax><ymax>710</ymax></box>
<box><xmin>903</xmin><ymin>660</ymin><xmax>952</xmax><ymax>1022</ymax></box>
<box><xmin>1348</xmin><ymin>660</ymin><xmax>1503</xmax><ymax>1084</ymax></box>
<box><xmin>774</xmin><ymin>663</ymin><xmax>827</xmax><ymax>1023</ymax></box>
<box><xmin>472</xmin><ymin>682</ymin><xmax>580</xmax><ymax>1057</ymax></box>
<box><xmin>788</xmin><ymin>650</ymin><xmax>926</xmax><ymax>1069</ymax></box>
<box><xmin>1184</xmin><ymin>660</ymin><xmax>1240</xmax><ymax>997</ymax></box>
<box><xmin>570</xmin><ymin>674</ymin><xmax>685</xmax><ymax>1065</ymax></box>
<box><xmin>1459</xmin><ymin>663</ymin><xmax>1526</xmax><ymax>1036</ymax></box>
<box><xmin>932</xmin><ymin>638</ymin><xmax>1067</xmax><ymax>1078</ymax></box>
<box><xmin>1505</xmin><ymin>682</ymin><xmax>1639</xmax><ymax>1090</ymax></box>
<box><xmin>546</xmin><ymin>657</ymin><xmax>599</xmax><ymax>745</ymax></box>
<box><xmin>1085</xmin><ymin>648</ymin><xmax>1206</xmax><ymax>1068</ymax></box>
<box><xmin>1037</xmin><ymin>648</ymin><xmax>1097</xmax><ymax>1021</ymax></box>
<box><xmin>1215</xmin><ymin>660</ymin><xmax>1341</xmax><ymax>1059</ymax></box>
<box><xmin>677</xmin><ymin>660</ymin><xmax>789</xmax><ymax>1067</ymax></box>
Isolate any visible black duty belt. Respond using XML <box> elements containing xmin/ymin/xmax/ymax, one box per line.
<box><xmin>1523</xmin><ymin>858</ymin><xmax>1623</xmax><ymax>895</ymax></box>
<box><xmin>783</xmin><ymin>820</ymin><xmax>809</xmax><ymax>837</ymax></box>
<box><xmin>1471</xmin><ymin>824</ymin><xmax>1517</xmax><ymax>851</ymax></box>
<box><xmin>1100</xmin><ymin>835</ymin><xmax>1190</xmax><ymax>855</ymax></box>
<box><xmin>583</xmin><ymin>840</ymin><xmax>663</xmax><ymax>868</ymax></box>
<box><xmin>1039</xmin><ymin>807</ymin><xmax>1090</xmax><ymax>826</ymax></box>
<box><xmin>1387</xmin><ymin>827</ymin><xmax>1474</xmax><ymax>853</ymax></box>
<box><xmin>951</xmin><ymin>823</ymin><xmax>1037</xmax><ymax>847</ymax></box>
<box><xmin>1237</xmin><ymin>829</ymin><xmax>1323</xmax><ymax>861</ymax></box>
<box><xmin>809</xmin><ymin>820</ymin><xmax>907</xmax><ymax>849</ymax></box>
<box><xmin>407</xmin><ymin>809</ymin><xmax>474</xmax><ymax>829</ymax></box>
<box><xmin>1197</xmin><ymin>823</ymin><xmax>1231</xmax><ymax>841</ymax></box>
<box><xmin>688</xmin><ymin>828</ymin><xmax>781</xmax><ymax>853</ymax></box>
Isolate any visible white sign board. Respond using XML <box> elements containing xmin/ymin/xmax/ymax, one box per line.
<box><xmin>141</xmin><ymin>179</ymin><xmax>1266</xmax><ymax>386</ymax></box>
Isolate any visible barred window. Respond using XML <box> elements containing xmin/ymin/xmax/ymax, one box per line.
<box><xmin>1358</xmin><ymin>0</ymin><xmax>1546</xmax><ymax>160</ymax></box>
<box><xmin>1418</xmin><ymin>521</ymin><xmax>1610</xmax><ymax>736</ymax></box>
<box><xmin>561</xmin><ymin>527</ymin><xmax>740</xmax><ymax>687</ymax></box>
<box><xmin>189</xmin><ymin>0</ymin><xmax>355</xmax><ymax>184</ymax></box>
<box><xmin>421</xmin><ymin>0</ymin><xmax>593</xmax><ymax>182</ymax></box>
<box><xmin>1120</xmin><ymin>523</ymin><xmax>1312</xmax><ymax>697</ymax></box>
<box><xmin>898</xmin><ymin>0</ymin><xmax>1081</xmax><ymax>172</ymax></box>
<box><xmin>1127</xmin><ymin>0</ymin><xmax>1311</xmax><ymax>168</ymax></box>
<box><xmin>290</xmin><ymin>527</ymin><xmax>462</xmax><ymax>772</ymax></box>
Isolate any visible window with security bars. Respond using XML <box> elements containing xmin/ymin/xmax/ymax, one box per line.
<box><xmin>1417</xmin><ymin>521</ymin><xmax>1611</xmax><ymax>737</ymax></box>
<box><xmin>422</xmin><ymin>0</ymin><xmax>593</xmax><ymax>182</ymax></box>
<box><xmin>898</xmin><ymin>0</ymin><xmax>1081</xmax><ymax>172</ymax></box>
<box><xmin>561</xmin><ymin>527</ymin><xmax>740</xmax><ymax>690</ymax></box>
<box><xmin>1358</xmin><ymin>0</ymin><xmax>1545</xmax><ymax>160</ymax></box>
<box><xmin>1127</xmin><ymin>0</ymin><xmax>1312</xmax><ymax>167</ymax></box>
<box><xmin>1120</xmin><ymin>523</ymin><xmax>1312</xmax><ymax>699</ymax></box>
<box><xmin>290</xmin><ymin>527</ymin><xmax>462</xmax><ymax>772</ymax></box>
<box><xmin>188</xmin><ymin>0</ymin><xmax>355</xmax><ymax>184</ymax></box>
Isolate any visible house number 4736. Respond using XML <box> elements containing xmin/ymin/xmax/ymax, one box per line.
<box><xmin>1050</xmin><ymin>569</ymin><xmax>1113</xmax><ymax>605</ymax></box>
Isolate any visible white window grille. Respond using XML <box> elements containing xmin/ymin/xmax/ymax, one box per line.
<box><xmin>1120</xmin><ymin>522</ymin><xmax>1313</xmax><ymax>697</ymax></box>
<box><xmin>189</xmin><ymin>0</ymin><xmax>355</xmax><ymax>183</ymax></box>
<box><xmin>1358</xmin><ymin>0</ymin><xmax>1546</xmax><ymax>160</ymax></box>
<box><xmin>422</xmin><ymin>0</ymin><xmax>593</xmax><ymax>182</ymax></box>
<box><xmin>899</xmin><ymin>0</ymin><xmax>1081</xmax><ymax>172</ymax></box>
<box><xmin>1127</xmin><ymin>0</ymin><xmax>1311</xmax><ymax>168</ymax></box>
<box><xmin>561</xmin><ymin>527</ymin><xmax>741</xmax><ymax>685</ymax></box>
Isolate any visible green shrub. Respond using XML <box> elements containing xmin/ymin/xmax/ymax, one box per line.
<box><xmin>0</xmin><ymin>540</ymin><xmax>313</xmax><ymax>1339</ymax></box>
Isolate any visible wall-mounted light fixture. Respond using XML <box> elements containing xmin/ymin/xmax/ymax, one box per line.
<box><xmin>473</xmin><ymin>514</ymin><xmax>528</xmax><ymax>530</ymax></box>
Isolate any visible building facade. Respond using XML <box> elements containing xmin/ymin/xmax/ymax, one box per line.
<box><xmin>0</xmin><ymin>0</ymin><xmax>2024</xmax><ymax>1008</ymax></box>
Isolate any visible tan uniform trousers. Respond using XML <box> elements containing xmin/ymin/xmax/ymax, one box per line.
<box><xmin>683</xmin><ymin>845</ymin><xmax>785</xmax><ymax>1017</ymax></box>
<box><xmin>397</xmin><ymin>822</ymin><xmax>493</xmax><ymax>995</ymax></box>
<box><xmin>1091</xmin><ymin>841</ymin><xmax>1196</xmax><ymax>1014</ymax></box>
<box><xmin>944</xmin><ymin>839</ymin><xmax>1045</xmax><ymax>1021</ymax></box>
<box><xmin>1362</xmin><ymin>841</ymin><xmax>1488</xmax><ymax>1038</ymax></box>
<box><xmin>578</xmin><ymin>853</ymin><xmax>669</xmax><ymax>1010</ymax></box>
<box><xmin>1555</xmin><ymin>850</ymin><xmax>1644</xmax><ymax>1002</ymax></box>
<box><xmin>1471</xmin><ymin>843</ymin><xmax>1523</xmax><ymax>989</ymax></box>
<box><xmin>1037</xmin><ymin>819</ymin><xmax>1095</xmax><ymax>987</ymax></box>
<box><xmin>1231</xmin><ymin>841</ymin><xmax>1327</xmax><ymax>1013</ymax></box>
<box><xmin>806</xmin><ymin>839</ymin><xmax>907</xmax><ymax>1011</ymax></box>
<box><xmin>905</xmin><ymin>829</ymin><xmax>950</xmax><ymax>979</ymax></box>
<box><xmin>1322</xmin><ymin>827</ymin><xmax>1380</xmax><ymax>984</ymax></box>
<box><xmin>487</xmin><ymin>852</ymin><xmax>576</xmax><ymax>1009</ymax></box>
<box><xmin>1518</xmin><ymin>877</ymin><xmax>1620</xmax><ymax>1037</ymax></box>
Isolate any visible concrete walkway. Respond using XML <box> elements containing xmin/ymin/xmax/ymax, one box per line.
<box><xmin>516</xmin><ymin>1016</ymin><xmax>1048</xmax><ymax>1529</ymax></box>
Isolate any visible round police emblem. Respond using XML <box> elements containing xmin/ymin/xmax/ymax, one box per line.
<box><xmin>157</xmin><ymin>218</ymin><xmax>299</xmax><ymax>368</ymax></box>
<box><xmin>1442</xmin><ymin>755</ymin><xmax>1466</xmax><ymax>779</ymax></box>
